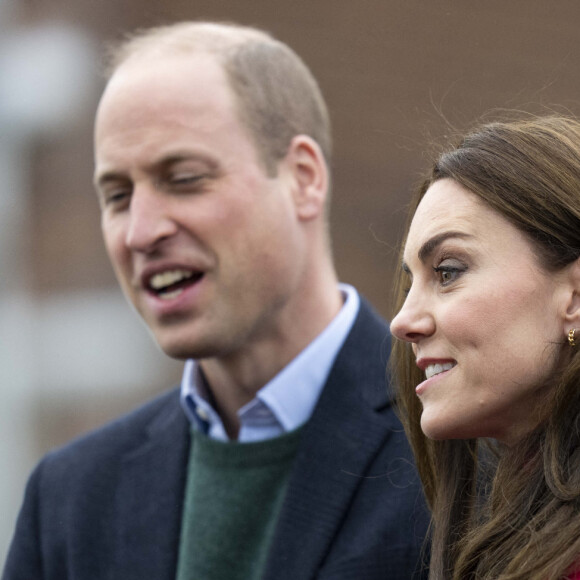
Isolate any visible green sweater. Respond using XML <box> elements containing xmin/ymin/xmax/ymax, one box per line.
<box><xmin>175</xmin><ymin>427</ymin><xmax>303</xmax><ymax>580</ymax></box>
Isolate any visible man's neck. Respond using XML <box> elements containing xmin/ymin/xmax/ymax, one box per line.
<box><xmin>199</xmin><ymin>282</ymin><xmax>343</xmax><ymax>440</ymax></box>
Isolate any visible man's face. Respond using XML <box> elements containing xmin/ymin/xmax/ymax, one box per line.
<box><xmin>94</xmin><ymin>53</ymin><xmax>306</xmax><ymax>361</ymax></box>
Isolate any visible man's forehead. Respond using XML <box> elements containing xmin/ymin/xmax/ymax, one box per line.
<box><xmin>95</xmin><ymin>50</ymin><xmax>233</xmax><ymax>130</ymax></box>
<box><xmin>108</xmin><ymin>49</ymin><xmax>224</xmax><ymax>88</ymax></box>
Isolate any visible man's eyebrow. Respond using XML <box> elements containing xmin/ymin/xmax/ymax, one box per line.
<box><xmin>93</xmin><ymin>171</ymin><xmax>127</xmax><ymax>190</ymax></box>
<box><xmin>93</xmin><ymin>152</ymin><xmax>218</xmax><ymax>189</ymax></box>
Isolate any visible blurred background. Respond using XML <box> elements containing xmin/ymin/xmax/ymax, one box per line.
<box><xmin>3</xmin><ymin>0</ymin><xmax>580</xmax><ymax>564</ymax></box>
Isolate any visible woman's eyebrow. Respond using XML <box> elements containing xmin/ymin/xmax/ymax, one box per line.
<box><xmin>401</xmin><ymin>231</ymin><xmax>473</xmax><ymax>275</ymax></box>
<box><xmin>417</xmin><ymin>231</ymin><xmax>472</xmax><ymax>263</ymax></box>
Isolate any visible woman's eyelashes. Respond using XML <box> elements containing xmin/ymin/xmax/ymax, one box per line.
<box><xmin>433</xmin><ymin>258</ymin><xmax>467</xmax><ymax>286</ymax></box>
<box><xmin>400</xmin><ymin>251</ymin><xmax>468</xmax><ymax>295</ymax></box>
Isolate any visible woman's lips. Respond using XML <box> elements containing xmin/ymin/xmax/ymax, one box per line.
<box><xmin>415</xmin><ymin>359</ymin><xmax>457</xmax><ymax>395</ymax></box>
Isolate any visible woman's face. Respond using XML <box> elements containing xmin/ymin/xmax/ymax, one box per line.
<box><xmin>390</xmin><ymin>178</ymin><xmax>572</xmax><ymax>444</ymax></box>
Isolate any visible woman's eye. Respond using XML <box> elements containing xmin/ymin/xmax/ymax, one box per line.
<box><xmin>438</xmin><ymin>268</ymin><xmax>456</xmax><ymax>284</ymax></box>
<box><xmin>433</xmin><ymin>261</ymin><xmax>466</xmax><ymax>286</ymax></box>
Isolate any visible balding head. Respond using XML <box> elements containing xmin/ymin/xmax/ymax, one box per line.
<box><xmin>106</xmin><ymin>22</ymin><xmax>331</xmax><ymax>177</ymax></box>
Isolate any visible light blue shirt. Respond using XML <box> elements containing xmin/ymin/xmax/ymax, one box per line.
<box><xmin>180</xmin><ymin>283</ymin><xmax>360</xmax><ymax>442</ymax></box>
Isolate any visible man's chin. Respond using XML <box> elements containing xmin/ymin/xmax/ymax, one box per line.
<box><xmin>155</xmin><ymin>338</ymin><xmax>200</xmax><ymax>361</ymax></box>
<box><xmin>142</xmin><ymin>316</ymin><xmax>210</xmax><ymax>361</ymax></box>
<box><xmin>153</xmin><ymin>333</ymin><xmax>222</xmax><ymax>361</ymax></box>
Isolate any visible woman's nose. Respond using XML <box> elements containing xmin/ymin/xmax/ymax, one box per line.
<box><xmin>390</xmin><ymin>288</ymin><xmax>435</xmax><ymax>343</ymax></box>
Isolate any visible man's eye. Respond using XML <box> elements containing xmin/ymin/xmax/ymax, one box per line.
<box><xmin>169</xmin><ymin>174</ymin><xmax>205</xmax><ymax>187</ymax></box>
<box><xmin>109</xmin><ymin>191</ymin><xmax>129</xmax><ymax>202</ymax></box>
<box><xmin>102</xmin><ymin>188</ymin><xmax>131</xmax><ymax>208</ymax></box>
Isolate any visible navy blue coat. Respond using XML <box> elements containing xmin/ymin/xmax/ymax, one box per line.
<box><xmin>3</xmin><ymin>299</ymin><xmax>429</xmax><ymax>580</ymax></box>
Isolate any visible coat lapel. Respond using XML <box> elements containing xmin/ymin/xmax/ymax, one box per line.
<box><xmin>263</xmin><ymin>300</ymin><xmax>394</xmax><ymax>580</ymax></box>
<box><xmin>113</xmin><ymin>391</ymin><xmax>190</xmax><ymax>580</ymax></box>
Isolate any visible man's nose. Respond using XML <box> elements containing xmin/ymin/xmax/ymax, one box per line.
<box><xmin>125</xmin><ymin>187</ymin><xmax>178</xmax><ymax>253</ymax></box>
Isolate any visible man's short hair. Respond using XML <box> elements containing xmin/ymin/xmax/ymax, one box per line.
<box><xmin>106</xmin><ymin>21</ymin><xmax>332</xmax><ymax>177</ymax></box>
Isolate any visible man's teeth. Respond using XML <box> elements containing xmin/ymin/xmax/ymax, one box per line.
<box><xmin>150</xmin><ymin>269</ymin><xmax>194</xmax><ymax>291</ymax></box>
<box><xmin>159</xmin><ymin>288</ymin><xmax>184</xmax><ymax>300</ymax></box>
<box><xmin>425</xmin><ymin>362</ymin><xmax>455</xmax><ymax>379</ymax></box>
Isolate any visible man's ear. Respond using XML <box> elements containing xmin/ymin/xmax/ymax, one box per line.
<box><xmin>282</xmin><ymin>135</ymin><xmax>328</xmax><ymax>221</ymax></box>
<box><xmin>563</xmin><ymin>258</ymin><xmax>580</xmax><ymax>333</ymax></box>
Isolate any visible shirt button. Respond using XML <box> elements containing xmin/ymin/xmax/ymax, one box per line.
<box><xmin>197</xmin><ymin>407</ymin><xmax>209</xmax><ymax>421</ymax></box>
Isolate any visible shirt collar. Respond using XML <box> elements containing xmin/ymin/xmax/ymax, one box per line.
<box><xmin>180</xmin><ymin>283</ymin><xmax>360</xmax><ymax>441</ymax></box>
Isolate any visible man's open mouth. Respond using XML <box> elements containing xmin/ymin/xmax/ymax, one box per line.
<box><xmin>147</xmin><ymin>268</ymin><xmax>203</xmax><ymax>300</ymax></box>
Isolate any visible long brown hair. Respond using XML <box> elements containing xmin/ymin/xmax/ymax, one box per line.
<box><xmin>391</xmin><ymin>116</ymin><xmax>580</xmax><ymax>580</ymax></box>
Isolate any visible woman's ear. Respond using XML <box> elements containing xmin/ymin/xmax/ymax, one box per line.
<box><xmin>563</xmin><ymin>258</ymin><xmax>580</xmax><ymax>332</ymax></box>
<box><xmin>282</xmin><ymin>135</ymin><xmax>329</xmax><ymax>221</ymax></box>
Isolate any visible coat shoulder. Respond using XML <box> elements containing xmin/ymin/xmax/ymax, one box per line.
<box><xmin>37</xmin><ymin>386</ymin><xmax>184</xmax><ymax>485</ymax></box>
